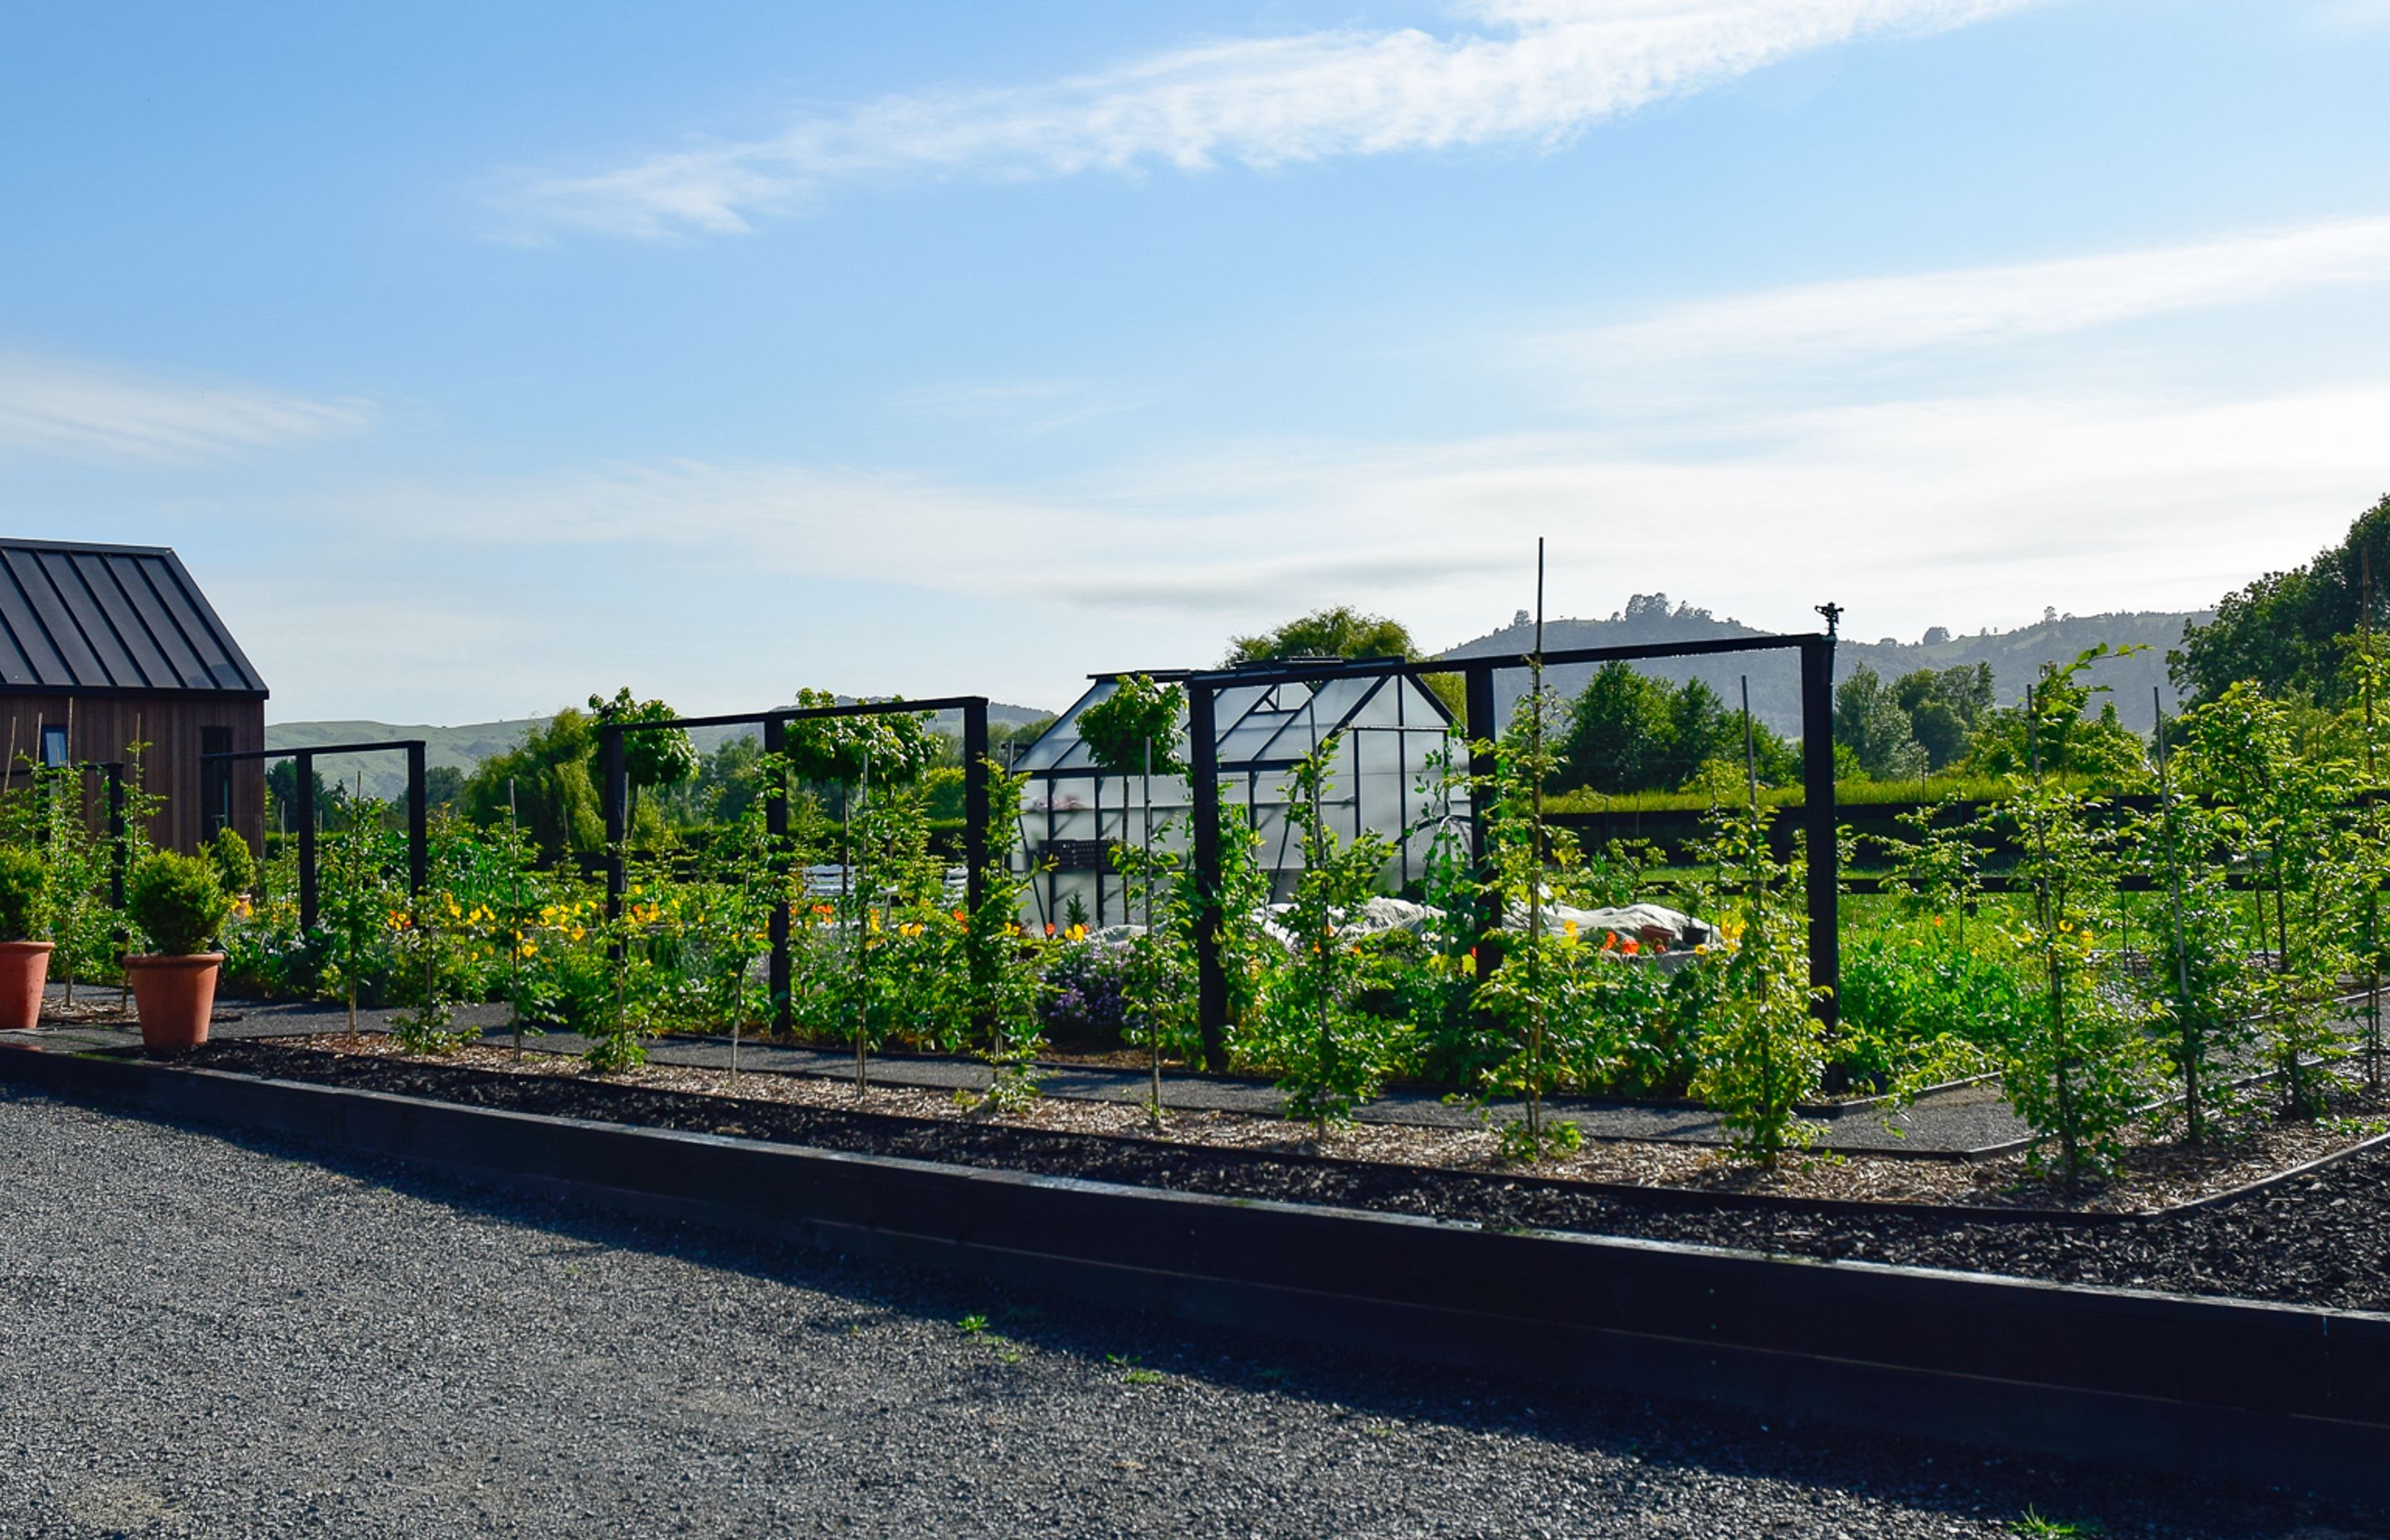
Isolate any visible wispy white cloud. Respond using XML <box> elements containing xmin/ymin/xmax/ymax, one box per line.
<box><xmin>1540</xmin><ymin>215</ymin><xmax>2390</xmax><ymax>373</ymax></box>
<box><xmin>512</xmin><ymin>0</ymin><xmax>2050</xmax><ymax>237</ymax></box>
<box><xmin>2317</xmin><ymin>0</ymin><xmax>2390</xmax><ymax>25</ymax></box>
<box><xmin>890</xmin><ymin>377</ymin><xmax>1154</xmax><ymax>435</ymax></box>
<box><xmin>317</xmin><ymin>383</ymin><xmax>2389</xmax><ymax>661</ymax></box>
<box><xmin>0</xmin><ymin>353</ymin><xmax>373</xmax><ymax>461</ymax></box>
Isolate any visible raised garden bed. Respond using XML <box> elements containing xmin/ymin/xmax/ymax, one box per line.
<box><xmin>191</xmin><ymin>1036</ymin><xmax>2390</xmax><ymax>1313</ymax></box>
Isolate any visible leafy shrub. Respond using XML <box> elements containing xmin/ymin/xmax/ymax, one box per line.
<box><xmin>129</xmin><ymin>851</ymin><xmax>231</xmax><ymax>957</ymax></box>
<box><xmin>203</xmin><ymin>826</ymin><xmax>258</xmax><ymax>899</ymax></box>
<box><xmin>0</xmin><ymin>846</ymin><xmax>48</xmax><ymax>942</ymax></box>
<box><xmin>1836</xmin><ymin>924</ymin><xmax>2029</xmax><ymax>1089</ymax></box>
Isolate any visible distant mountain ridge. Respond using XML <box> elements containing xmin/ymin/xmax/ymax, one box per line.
<box><xmin>1441</xmin><ymin>597</ymin><xmax>2207</xmax><ymax>734</ymax></box>
<box><xmin>267</xmin><ymin>700</ymin><xmax>1058</xmax><ymax>800</ymax></box>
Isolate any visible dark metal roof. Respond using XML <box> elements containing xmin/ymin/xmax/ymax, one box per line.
<box><xmin>0</xmin><ymin>539</ymin><xmax>267</xmax><ymax>697</ymax></box>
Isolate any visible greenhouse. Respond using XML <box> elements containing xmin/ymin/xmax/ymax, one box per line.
<box><xmin>1009</xmin><ymin>661</ymin><xmax>1463</xmax><ymax>932</ymax></box>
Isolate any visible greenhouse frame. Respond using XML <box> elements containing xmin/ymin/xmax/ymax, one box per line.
<box><xmin>1010</xmin><ymin>661</ymin><xmax>1464</xmax><ymax>932</ymax></box>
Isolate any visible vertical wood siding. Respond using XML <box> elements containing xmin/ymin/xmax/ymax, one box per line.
<box><xmin>0</xmin><ymin>694</ymin><xmax>266</xmax><ymax>855</ymax></box>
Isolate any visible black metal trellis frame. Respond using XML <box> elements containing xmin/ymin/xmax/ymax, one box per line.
<box><xmin>1178</xmin><ymin>631</ymin><xmax>1841</xmax><ymax>1072</ymax></box>
<box><xmin>201</xmin><ymin>740</ymin><xmax>430</xmax><ymax>929</ymax></box>
<box><xmin>598</xmin><ymin>697</ymin><xmax>991</xmax><ymax>1033</ymax></box>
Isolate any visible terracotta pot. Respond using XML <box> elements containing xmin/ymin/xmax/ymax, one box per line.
<box><xmin>0</xmin><ymin>940</ymin><xmax>51</xmax><ymax>1031</ymax></box>
<box><xmin>125</xmin><ymin>953</ymin><xmax>225</xmax><ymax>1056</ymax></box>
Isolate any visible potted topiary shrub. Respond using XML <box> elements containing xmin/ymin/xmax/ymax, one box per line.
<box><xmin>125</xmin><ymin>850</ymin><xmax>232</xmax><ymax>1055</ymax></box>
<box><xmin>0</xmin><ymin>846</ymin><xmax>51</xmax><ymax>1031</ymax></box>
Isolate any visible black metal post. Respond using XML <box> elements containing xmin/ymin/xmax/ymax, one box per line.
<box><xmin>295</xmin><ymin>750</ymin><xmax>318</xmax><ymax>933</ymax></box>
<box><xmin>105</xmin><ymin>763</ymin><xmax>126</xmax><ymax>915</ymax></box>
<box><xmin>1464</xmin><ymin>660</ymin><xmax>1502</xmax><ymax>991</ymax></box>
<box><xmin>405</xmin><ymin>742</ymin><xmax>428</xmax><ymax>894</ymax></box>
<box><xmin>963</xmin><ymin>699</ymin><xmax>992</xmax><ymax>1035</ymax></box>
<box><xmin>1188</xmin><ymin>680</ymin><xmax>1226</xmax><ymax>1070</ymax></box>
<box><xmin>600</xmin><ymin>724</ymin><xmax>627</xmax><ymax>943</ymax></box>
<box><xmin>1799</xmin><ymin>633</ymin><xmax>1841</xmax><ymax>1031</ymax></box>
<box><xmin>764</xmin><ymin>713</ymin><xmax>792</xmax><ymax>1033</ymax></box>
<box><xmin>963</xmin><ymin>699</ymin><xmax>989</xmax><ymax>916</ymax></box>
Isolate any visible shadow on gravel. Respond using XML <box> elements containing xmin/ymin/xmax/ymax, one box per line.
<box><xmin>43</xmin><ymin>1088</ymin><xmax>2388</xmax><ymax>1540</ymax></box>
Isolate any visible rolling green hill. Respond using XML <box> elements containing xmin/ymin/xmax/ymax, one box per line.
<box><xmin>1442</xmin><ymin>599</ymin><xmax>2204</xmax><ymax>734</ymax></box>
<box><xmin>267</xmin><ymin>701</ymin><xmax>1058</xmax><ymax>800</ymax></box>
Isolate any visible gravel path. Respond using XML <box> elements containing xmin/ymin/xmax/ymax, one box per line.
<box><xmin>1</xmin><ymin>1089</ymin><xmax>2381</xmax><ymax>1538</ymax></box>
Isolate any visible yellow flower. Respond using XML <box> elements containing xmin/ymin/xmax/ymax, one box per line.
<box><xmin>1563</xmin><ymin>919</ymin><xmax>1578</xmax><ymax>940</ymax></box>
<box><xmin>1066</xmin><ymin>923</ymin><xmax>1086</xmax><ymax>942</ymax></box>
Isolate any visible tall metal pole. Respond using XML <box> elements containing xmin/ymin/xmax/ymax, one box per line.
<box><xmin>963</xmin><ymin>698</ymin><xmax>993</xmax><ymax>1040</ymax></box>
<box><xmin>295</xmin><ymin>749</ymin><xmax>319</xmax><ymax>933</ymax></box>
<box><xmin>1799</xmin><ymin>620</ymin><xmax>1841</xmax><ymax>1033</ymax></box>
<box><xmin>105</xmin><ymin>763</ymin><xmax>127</xmax><ymax>915</ymax></box>
<box><xmin>601</xmin><ymin>723</ymin><xmax>627</xmax><ymax>948</ymax></box>
<box><xmin>764</xmin><ymin>713</ymin><xmax>792</xmax><ymax>1034</ymax></box>
<box><xmin>963</xmin><ymin>699</ymin><xmax>990</xmax><ymax>919</ymax></box>
<box><xmin>405</xmin><ymin>741</ymin><xmax>428</xmax><ymax>894</ymax></box>
<box><xmin>1188</xmin><ymin>680</ymin><xmax>1226</xmax><ymax>1070</ymax></box>
<box><xmin>1464</xmin><ymin>660</ymin><xmax>1501</xmax><ymax>993</ymax></box>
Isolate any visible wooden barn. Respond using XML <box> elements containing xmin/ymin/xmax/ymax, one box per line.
<box><xmin>0</xmin><ymin>538</ymin><xmax>267</xmax><ymax>855</ymax></box>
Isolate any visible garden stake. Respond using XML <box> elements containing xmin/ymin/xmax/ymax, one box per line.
<box><xmin>1524</xmin><ymin>538</ymin><xmax>1547</xmax><ymax>1156</ymax></box>
<box><xmin>509</xmin><ymin>777</ymin><xmax>524</xmax><ymax>1057</ymax></box>
<box><xmin>854</xmin><ymin>748</ymin><xmax>871</xmax><ymax>1094</ymax></box>
<box><xmin>2366</xmin><ymin>552</ymin><xmax>2384</xmax><ymax>1091</ymax></box>
<box><xmin>2153</xmin><ymin>690</ymin><xmax>2205</xmax><ymax>1143</ymax></box>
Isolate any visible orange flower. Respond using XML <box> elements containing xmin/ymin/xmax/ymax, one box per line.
<box><xmin>1622</xmin><ymin>938</ymin><xmax>1641</xmax><ymax>957</ymax></box>
<box><xmin>1601</xmin><ymin>932</ymin><xmax>1618</xmax><ymax>953</ymax></box>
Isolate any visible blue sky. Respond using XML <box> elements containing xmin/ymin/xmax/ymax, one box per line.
<box><xmin>7</xmin><ymin>0</ymin><xmax>2388</xmax><ymax>721</ymax></box>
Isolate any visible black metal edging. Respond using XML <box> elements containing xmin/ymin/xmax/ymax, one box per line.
<box><xmin>3</xmin><ymin>1044</ymin><xmax>2386</xmax><ymax>1504</ymax></box>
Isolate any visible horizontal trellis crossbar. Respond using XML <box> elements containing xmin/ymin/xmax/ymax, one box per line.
<box><xmin>202</xmin><ymin>739</ymin><xmax>426</xmax><ymax>762</ymax></box>
<box><xmin>1174</xmin><ymin>631</ymin><xmax>1829</xmax><ymax>690</ymax></box>
<box><xmin>606</xmin><ymin>695</ymin><xmax>990</xmax><ymax>735</ymax></box>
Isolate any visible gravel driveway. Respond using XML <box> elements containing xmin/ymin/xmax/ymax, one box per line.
<box><xmin>0</xmin><ymin>1088</ymin><xmax>2376</xmax><ymax>1538</ymax></box>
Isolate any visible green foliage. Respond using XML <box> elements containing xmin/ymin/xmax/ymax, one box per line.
<box><xmin>1225</xmin><ymin>604</ymin><xmax>1464</xmax><ymax>716</ymax></box>
<box><xmin>653</xmin><ymin>734</ymin><xmax>765</xmax><ymax>827</ymax></box>
<box><xmin>1995</xmin><ymin>774</ymin><xmax>2154</xmax><ymax>1181</ymax></box>
<box><xmin>1835</xmin><ymin>665</ymin><xmax>1929</xmax><ymax>781</ymax></box>
<box><xmin>1964</xmin><ymin>646</ymin><xmax>2149</xmax><ymax>787</ymax></box>
<box><xmin>782</xmin><ymin>690</ymin><xmax>936</xmax><ymax>787</ymax></box>
<box><xmin>460</xmin><ymin>709</ymin><xmax>604</xmax><ymax>860</ymax></box>
<box><xmin>1892</xmin><ymin>663</ymin><xmax>1997</xmax><ymax>771</ymax></box>
<box><xmin>1470</xmin><ymin>684</ymin><xmax>1587</xmax><ymax>1159</ymax></box>
<box><xmin>1835</xmin><ymin>924</ymin><xmax>2027</xmax><ymax>1091</ymax></box>
<box><xmin>1690</xmin><ymin>802</ymin><xmax>1823</xmax><ymax>1164</ymax></box>
<box><xmin>203</xmin><ymin>826</ymin><xmax>257</xmax><ymax>899</ymax></box>
<box><xmin>587</xmin><ymin>686</ymin><xmax>699</xmax><ymax>796</ymax></box>
<box><xmin>963</xmin><ymin>760</ymin><xmax>1048</xmax><ymax>1114</ymax></box>
<box><xmin>1251</xmin><ymin>734</ymin><xmax>1404</xmax><ymax>1136</ymax></box>
<box><xmin>1557</xmin><ymin>663</ymin><xmax>1797</xmax><ymax>795</ymax></box>
<box><xmin>127</xmin><ymin>850</ymin><xmax>231</xmax><ymax>957</ymax></box>
<box><xmin>1226</xmin><ymin>605</ymin><xmax>1423</xmax><ymax>667</ymax></box>
<box><xmin>2173</xmin><ymin>680</ymin><xmax>2353</xmax><ymax>1118</ymax></box>
<box><xmin>0</xmin><ymin>845</ymin><xmax>48</xmax><ymax>942</ymax></box>
<box><xmin>316</xmin><ymin>792</ymin><xmax>406</xmax><ymax>1024</ymax></box>
<box><xmin>2173</xmin><ymin>491</ymin><xmax>2390</xmax><ymax>708</ymax></box>
<box><xmin>1076</xmin><ymin>675</ymin><xmax>1188</xmax><ymax>778</ymax></box>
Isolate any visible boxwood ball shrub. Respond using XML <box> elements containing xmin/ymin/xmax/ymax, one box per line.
<box><xmin>204</xmin><ymin>826</ymin><xmax>258</xmax><ymax>899</ymax></box>
<box><xmin>0</xmin><ymin>846</ymin><xmax>49</xmax><ymax>942</ymax></box>
<box><xmin>129</xmin><ymin>851</ymin><xmax>232</xmax><ymax>958</ymax></box>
